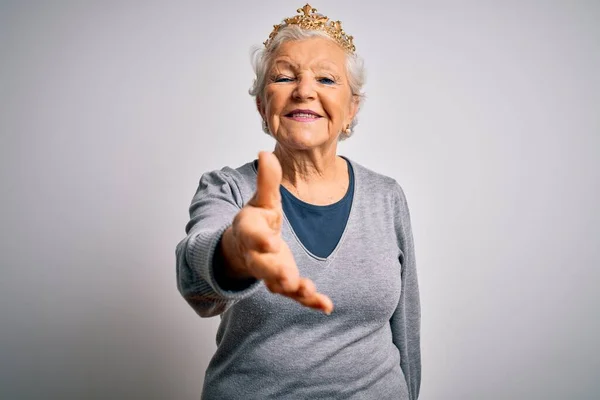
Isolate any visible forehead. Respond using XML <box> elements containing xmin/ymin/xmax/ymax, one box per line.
<box><xmin>270</xmin><ymin>37</ymin><xmax>347</xmax><ymax>71</ymax></box>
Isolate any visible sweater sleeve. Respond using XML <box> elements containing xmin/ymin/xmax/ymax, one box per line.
<box><xmin>390</xmin><ymin>182</ymin><xmax>421</xmax><ymax>400</ymax></box>
<box><xmin>175</xmin><ymin>169</ymin><xmax>261</xmax><ymax>318</ymax></box>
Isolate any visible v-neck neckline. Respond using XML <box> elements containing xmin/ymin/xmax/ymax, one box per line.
<box><xmin>250</xmin><ymin>155</ymin><xmax>358</xmax><ymax>263</ymax></box>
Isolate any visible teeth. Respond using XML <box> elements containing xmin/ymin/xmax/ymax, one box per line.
<box><xmin>291</xmin><ymin>113</ymin><xmax>318</xmax><ymax>118</ymax></box>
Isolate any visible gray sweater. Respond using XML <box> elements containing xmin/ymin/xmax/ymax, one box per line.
<box><xmin>176</xmin><ymin>158</ymin><xmax>421</xmax><ymax>399</ymax></box>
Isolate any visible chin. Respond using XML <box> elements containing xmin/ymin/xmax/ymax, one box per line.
<box><xmin>280</xmin><ymin>129</ymin><xmax>331</xmax><ymax>149</ymax></box>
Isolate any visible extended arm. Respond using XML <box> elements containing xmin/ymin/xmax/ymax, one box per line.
<box><xmin>176</xmin><ymin>154</ymin><xmax>333</xmax><ymax>318</ymax></box>
<box><xmin>175</xmin><ymin>169</ymin><xmax>260</xmax><ymax>318</ymax></box>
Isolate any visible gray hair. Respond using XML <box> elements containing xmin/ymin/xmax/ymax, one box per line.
<box><xmin>249</xmin><ymin>25</ymin><xmax>366</xmax><ymax>140</ymax></box>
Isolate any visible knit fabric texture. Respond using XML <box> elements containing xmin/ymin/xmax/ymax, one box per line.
<box><xmin>175</xmin><ymin>157</ymin><xmax>421</xmax><ymax>400</ymax></box>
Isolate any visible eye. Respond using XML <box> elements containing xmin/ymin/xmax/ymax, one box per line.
<box><xmin>274</xmin><ymin>76</ymin><xmax>294</xmax><ymax>83</ymax></box>
<box><xmin>318</xmin><ymin>77</ymin><xmax>335</xmax><ymax>85</ymax></box>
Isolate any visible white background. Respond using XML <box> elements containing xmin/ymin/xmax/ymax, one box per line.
<box><xmin>1</xmin><ymin>1</ymin><xmax>599</xmax><ymax>398</ymax></box>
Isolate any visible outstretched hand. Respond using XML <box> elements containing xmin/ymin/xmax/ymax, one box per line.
<box><xmin>228</xmin><ymin>151</ymin><xmax>334</xmax><ymax>314</ymax></box>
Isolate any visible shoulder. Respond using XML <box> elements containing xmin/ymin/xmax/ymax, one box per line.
<box><xmin>345</xmin><ymin>157</ymin><xmax>414</xmax><ymax>244</ymax></box>
<box><xmin>346</xmin><ymin>157</ymin><xmax>408</xmax><ymax>204</ymax></box>
<box><xmin>197</xmin><ymin>160</ymin><xmax>257</xmax><ymax>206</ymax></box>
<box><xmin>200</xmin><ymin>159</ymin><xmax>256</xmax><ymax>184</ymax></box>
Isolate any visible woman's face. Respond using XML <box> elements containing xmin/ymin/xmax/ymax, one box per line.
<box><xmin>258</xmin><ymin>37</ymin><xmax>359</xmax><ymax>150</ymax></box>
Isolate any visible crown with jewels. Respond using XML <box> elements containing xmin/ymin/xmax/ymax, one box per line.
<box><xmin>263</xmin><ymin>4</ymin><xmax>356</xmax><ymax>53</ymax></box>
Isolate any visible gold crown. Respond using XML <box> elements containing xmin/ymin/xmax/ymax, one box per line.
<box><xmin>264</xmin><ymin>4</ymin><xmax>356</xmax><ymax>53</ymax></box>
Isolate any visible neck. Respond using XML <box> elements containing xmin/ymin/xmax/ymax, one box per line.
<box><xmin>273</xmin><ymin>144</ymin><xmax>340</xmax><ymax>185</ymax></box>
<box><xmin>273</xmin><ymin>144</ymin><xmax>349</xmax><ymax>204</ymax></box>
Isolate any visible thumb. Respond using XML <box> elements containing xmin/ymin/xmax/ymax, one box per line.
<box><xmin>252</xmin><ymin>151</ymin><xmax>282</xmax><ymax>209</ymax></box>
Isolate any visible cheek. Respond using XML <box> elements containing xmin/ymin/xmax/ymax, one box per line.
<box><xmin>264</xmin><ymin>92</ymin><xmax>285</xmax><ymax>118</ymax></box>
<box><xmin>322</xmin><ymin>94</ymin><xmax>351</xmax><ymax>123</ymax></box>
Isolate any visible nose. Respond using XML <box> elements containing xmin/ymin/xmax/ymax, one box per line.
<box><xmin>292</xmin><ymin>75</ymin><xmax>316</xmax><ymax>101</ymax></box>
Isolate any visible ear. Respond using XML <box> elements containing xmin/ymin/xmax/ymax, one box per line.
<box><xmin>347</xmin><ymin>94</ymin><xmax>360</xmax><ymax>124</ymax></box>
<box><xmin>256</xmin><ymin>97</ymin><xmax>266</xmax><ymax>120</ymax></box>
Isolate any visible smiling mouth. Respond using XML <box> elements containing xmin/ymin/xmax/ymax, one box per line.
<box><xmin>285</xmin><ymin>110</ymin><xmax>322</xmax><ymax>120</ymax></box>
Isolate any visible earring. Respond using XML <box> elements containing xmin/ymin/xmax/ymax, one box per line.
<box><xmin>344</xmin><ymin>125</ymin><xmax>351</xmax><ymax>134</ymax></box>
<box><xmin>262</xmin><ymin>120</ymin><xmax>269</xmax><ymax>133</ymax></box>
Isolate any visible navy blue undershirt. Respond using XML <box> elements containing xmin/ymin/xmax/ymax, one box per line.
<box><xmin>254</xmin><ymin>158</ymin><xmax>354</xmax><ymax>258</ymax></box>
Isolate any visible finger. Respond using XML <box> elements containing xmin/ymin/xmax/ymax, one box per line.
<box><xmin>252</xmin><ymin>151</ymin><xmax>282</xmax><ymax>209</ymax></box>
<box><xmin>267</xmin><ymin>278</ymin><xmax>312</xmax><ymax>297</ymax></box>
<box><xmin>290</xmin><ymin>279</ymin><xmax>333</xmax><ymax>314</ymax></box>
<box><xmin>247</xmin><ymin>250</ymin><xmax>300</xmax><ymax>291</ymax></box>
<box><xmin>265</xmin><ymin>276</ymin><xmax>334</xmax><ymax>314</ymax></box>
<box><xmin>296</xmin><ymin>278</ymin><xmax>316</xmax><ymax>298</ymax></box>
<box><xmin>299</xmin><ymin>292</ymin><xmax>333</xmax><ymax>315</ymax></box>
<box><xmin>318</xmin><ymin>293</ymin><xmax>334</xmax><ymax>315</ymax></box>
<box><xmin>287</xmin><ymin>289</ymin><xmax>334</xmax><ymax>315</ymax></box>
<box><xmin>264</xmin><ymin>279</ymin><xmax>284</xmax><ymax>295</ymax></box>
<box><xmin>266</xmin><ymin>279</ymin><xmax>333</xmax><ymax>314</ymax></box>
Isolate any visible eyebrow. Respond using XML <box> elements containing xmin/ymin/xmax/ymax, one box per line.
<box><xmin>271</xmin><ymin>60</ymin><xmax>298</xmax><ymax>70</ymax></box>
<box><xmin>270</xmin><ymin>59</ymin><xmax>341</xmax><ymax>73</ymax></box>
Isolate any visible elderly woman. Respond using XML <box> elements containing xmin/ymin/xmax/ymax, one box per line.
<box><xmin>176</xmin><ymin>4</ymin><xmax>421</xmax><ymax>399</ymax></box>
